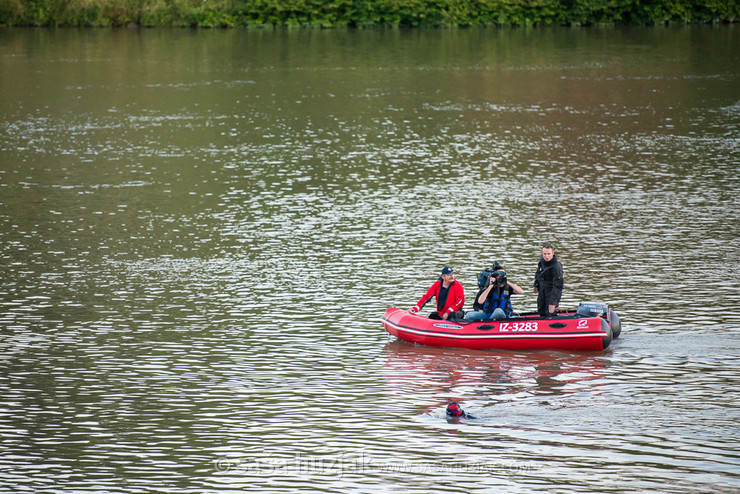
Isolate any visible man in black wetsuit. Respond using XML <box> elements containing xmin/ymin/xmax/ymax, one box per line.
<box><xmin>533</xmin><ymin>243</ymin><xmax>564</xmax><ymax>317</ymax></box>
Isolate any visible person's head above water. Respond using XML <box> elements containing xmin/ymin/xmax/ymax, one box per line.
<box><xmin>446</xmin><ymin>402</ymin><xmax>465</xmax><ymax>417</ymax></box>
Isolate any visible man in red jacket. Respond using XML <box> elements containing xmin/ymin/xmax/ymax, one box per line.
<box><xmin>409</xmin><ymin>266</ymin><xmax>465</xmax><ymax>320</ymax></box>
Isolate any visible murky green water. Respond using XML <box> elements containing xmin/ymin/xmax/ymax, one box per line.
<box><xmin>1</xmin><ymin>26</ymin><xmax>739</xmax><ymax>492</ymax></box>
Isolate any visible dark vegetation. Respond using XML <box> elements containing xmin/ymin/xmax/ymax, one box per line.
<box><xmin>0</xmin><ymin>0</ymin><xmax>737</xmax><ymax>27</ymax></box>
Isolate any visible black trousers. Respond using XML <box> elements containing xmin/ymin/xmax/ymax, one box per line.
<box><xmin>537</xmin><ymin>288</ymin><xmax>559</xmax><ymax>316</ymax></box>
<box><xmin>429</xmin><ymin>311</ymin><xmax>464</xmax><ymax>321</ymax></box>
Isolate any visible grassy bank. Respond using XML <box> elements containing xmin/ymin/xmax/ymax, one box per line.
<box><xmin>1</xmin><ymin>0</ymin><xmax>738</xmax><ymax>28</ymax></box>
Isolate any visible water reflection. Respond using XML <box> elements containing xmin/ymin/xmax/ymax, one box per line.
<box><xmin>383</xmin><ymin>341</ymin><xmax>608</xmax><ymax>415</ymax></box>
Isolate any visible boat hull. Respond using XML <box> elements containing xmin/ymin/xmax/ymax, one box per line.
<box><xmin>381</xmin><ymin>307</ymin><xmax>613</xmax><ymax>351</ymax></box>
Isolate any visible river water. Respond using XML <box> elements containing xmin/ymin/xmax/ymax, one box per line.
<box><xmin>0</xmin><ymin>26</ymin><xmax>739</xmax><ymax>493</ymax></box>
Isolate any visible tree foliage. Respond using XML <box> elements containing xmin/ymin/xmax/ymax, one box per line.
<box><xmin>0</xmin><ymin>0</ymin><xmax>737</xmax><ymax>27</ymax></box>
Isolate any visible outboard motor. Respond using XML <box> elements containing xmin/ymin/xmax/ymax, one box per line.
<box><xmin>576</xmin><ymin>302</ymin><xmax>609</xmax><ymax>318</ymax></box>
<box><xmin>577</xmin><ymin>302</ymin><xmax>621</xmax><ymax>339</ymax></box>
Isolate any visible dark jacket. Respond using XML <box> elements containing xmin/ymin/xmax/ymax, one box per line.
<box><xmin>534</xmin><ymin>256</ymin><xmax>564</xmax><ymax>304</ymax></box>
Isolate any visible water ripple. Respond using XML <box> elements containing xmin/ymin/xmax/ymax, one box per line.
<box><xmin>1</xmin><ymin>26</ymin><xmax>739</xmax><ymax>494</ymax></box>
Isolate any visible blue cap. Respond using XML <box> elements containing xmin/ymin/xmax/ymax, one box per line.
<box><xmin>441</xmin><ymin>267</ymin><xmax>454</xmax><ymax>275</ymax></box>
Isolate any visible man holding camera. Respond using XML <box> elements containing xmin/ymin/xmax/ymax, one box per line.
<box><xmin>466</xmin><ymin>265</ymin><xmax>524</xmax><ymax>320</ymax></box>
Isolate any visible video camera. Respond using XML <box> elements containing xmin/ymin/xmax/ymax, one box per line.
<box><xmin>477</xmin><ymin>264</ymin><xmax>508</xmax><ymax>289</ymax></box>
<box><xmin>477</xmin><ymin>268</ymin><xmax>494</xmax><ymax>289</ymax></box>
<box><xmin>492</xmin><ymin>270</ymin><xmax>507</xmax><ymax>287</ymax></box>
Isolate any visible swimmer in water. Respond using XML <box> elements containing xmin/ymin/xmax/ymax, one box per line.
<box><xmin>446</xmin><ymin>402</ymin><xmax>476</xmax><ymax>419</ymax></box>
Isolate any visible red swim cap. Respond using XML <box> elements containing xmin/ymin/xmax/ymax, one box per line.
<box><xmin>446</xmin><ymin>402</ymin><xmax>463</xmax><ymax>416</ymax></box>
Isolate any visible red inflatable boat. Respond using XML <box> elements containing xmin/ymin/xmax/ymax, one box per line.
<box><xmin>381</xmin><ymin>303</ymin><xmax>621</xmax><ymax>351</ymax></box>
